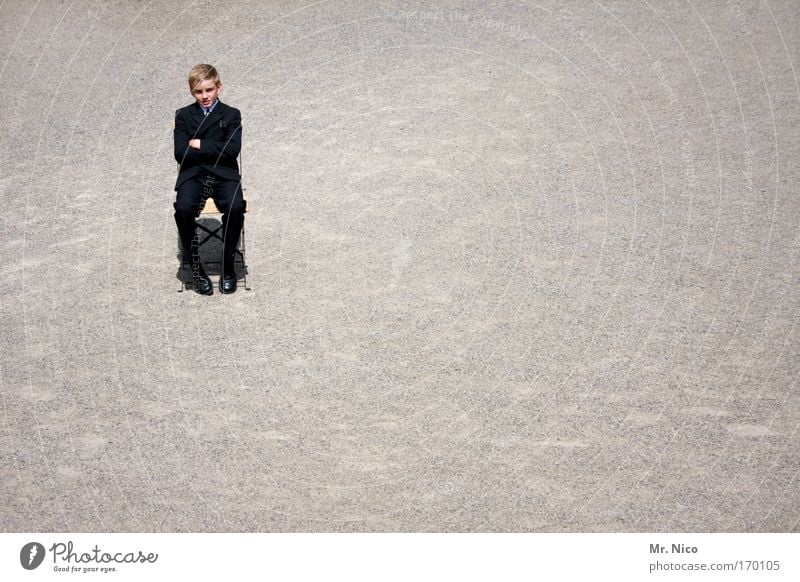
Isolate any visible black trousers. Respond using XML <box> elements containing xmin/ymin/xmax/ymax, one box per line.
<box><xmin>174</xmin><ymin>173</ymin><xmax>244</xmax><ymax>268</ymax></box>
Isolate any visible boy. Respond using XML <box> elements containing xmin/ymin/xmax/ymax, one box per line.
<box><xmin>174</xmin><ymin>64</ymin><xmax>244</xmax><ymax>294</ymax></box>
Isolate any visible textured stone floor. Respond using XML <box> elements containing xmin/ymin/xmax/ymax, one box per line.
<box><xmin>1</xmin><ymin>0</ymin><xmax>798</xmax><ymax>532</ymax></box>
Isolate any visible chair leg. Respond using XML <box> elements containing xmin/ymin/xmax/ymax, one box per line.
<box><xmin>178</xmin><ymin>269</ymin><xmax>188</xmax><ymax>292</ymax></box>
<box><xmin>177</xmin><ymin>237</ymin><xmax>186</xmax><ymax>292</ymax></box>
<box><xmin>241</xmin><ymin>222</ymin><xmax>250</xmax><ymax>290</ymax></box>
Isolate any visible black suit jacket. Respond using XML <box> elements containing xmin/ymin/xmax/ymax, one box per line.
<box><xmin>174</xmin><ymin>101</ymin><xmax>242</xmax><ymax>190</ymax></box>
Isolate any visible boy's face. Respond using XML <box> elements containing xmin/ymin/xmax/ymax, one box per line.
<box><xmin>191</xmin><ymin>79</ymin><xmax>221</xmax><ymax>109</ymax></box>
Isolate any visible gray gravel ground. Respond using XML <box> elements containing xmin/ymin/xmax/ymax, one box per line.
<box><xmin>1</xmin><ymin>0</ymin><xmax>798</xmax><ymax>532</ymax></box>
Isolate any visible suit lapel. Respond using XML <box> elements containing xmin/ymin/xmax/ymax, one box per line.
<box><xmin>188</xmin><ymin>101</ymin><xmax>226</xmax><ymax>136</ymax></box>
<box><xmin>204</xmin><ymin>101</ymin><xmax>226</xmax><ymax>128</ymax></box>
<box><xmin>189</xmin><ymin>102</ymin><xmax>207</xmax><ymax>130</ymax></box>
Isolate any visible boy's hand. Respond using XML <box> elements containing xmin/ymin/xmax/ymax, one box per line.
<box><xmin>188</xmin><ymin>139</ymin><xmax>201</xmax><ymax>149</ymax></box>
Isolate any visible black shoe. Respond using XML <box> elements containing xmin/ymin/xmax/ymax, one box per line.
<box><xmin>191</xmin><ymin>262</ymin><xmax>213</xmax><ymax>295</ymax></box>
<box><xmin>220</xmin><ymin>264</ymin><xmax>237</xmax><ymax>294</ymax></box>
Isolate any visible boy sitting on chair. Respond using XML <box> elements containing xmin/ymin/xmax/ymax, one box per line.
<box><xmin>174</xmin><ymin>63</ymin><xmax>244</xmax><ymax>294</ymax></box>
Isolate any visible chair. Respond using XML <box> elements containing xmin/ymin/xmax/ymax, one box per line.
<box><xmin>177</xmin><ymin>156</ymin><xmax>250</xmax><ymax>292</ymax></box>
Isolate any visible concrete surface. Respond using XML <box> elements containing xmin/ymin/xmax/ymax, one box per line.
<box><xmin>0</xmin><ymin>0</ymin><xmax>798</xmax><ymax>532</ymax></box>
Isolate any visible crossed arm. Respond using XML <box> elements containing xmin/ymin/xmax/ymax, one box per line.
<box><xmin>173</xmin><ymin>110</ymin><xmax>242</xmax><ymax>166</ymax></box>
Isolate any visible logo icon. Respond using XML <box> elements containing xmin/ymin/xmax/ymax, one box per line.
<box><xmin>20</xmin><ymin>542</ymin><xmax>46</xmax><ymax>570</ymax></box>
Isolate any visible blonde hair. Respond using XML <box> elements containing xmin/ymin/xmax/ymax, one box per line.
<box><xmin>188</xmin><ymin>64</ymin><xmax>220</xmax><ymax>90</ymax></box>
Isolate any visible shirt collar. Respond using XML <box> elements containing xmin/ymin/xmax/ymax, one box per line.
<box><xmin>202</xmin><ymin>99</ymin><xmax>220</xmax><ymax>115</ymax></box>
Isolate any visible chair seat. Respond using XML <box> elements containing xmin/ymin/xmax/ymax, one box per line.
<box><xmin>201</xmin><ymin>197</ymin><xmax>221</xmax><ymax>214</ymax></box>
<box><xmin>200</xmin><ymin>195</ymin><xmax>247</xmax><ymax>214</ymax></box>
